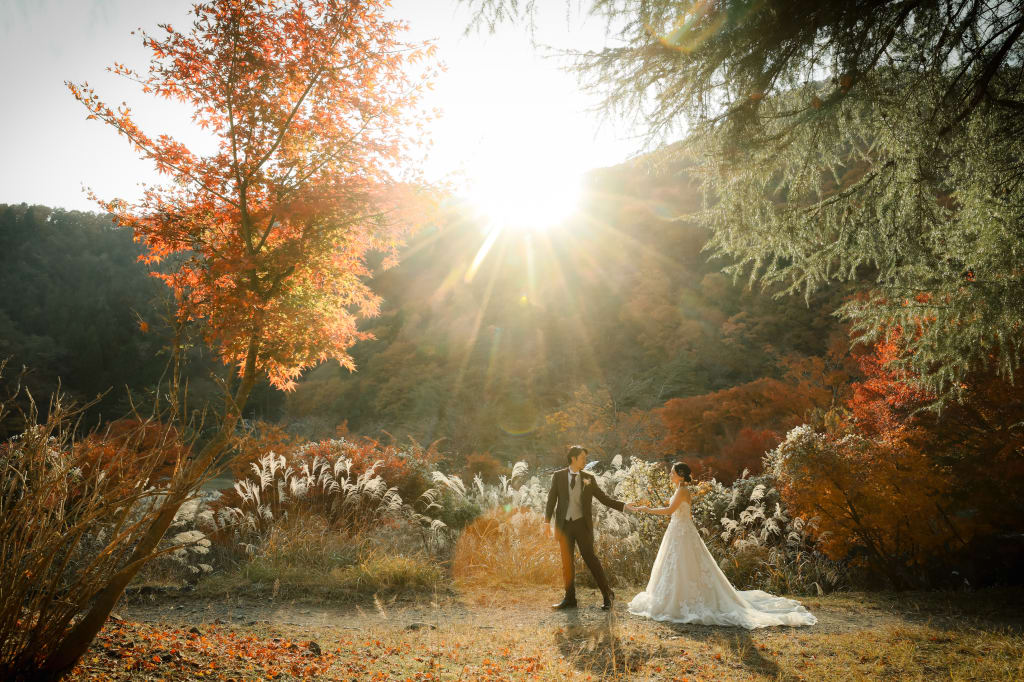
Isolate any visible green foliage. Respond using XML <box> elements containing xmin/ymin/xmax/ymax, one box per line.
<box><xmin>0</xmin><ymin>205</ymin><xmax>164</xmax><ymax>431</ymax></box>
<box><xmin>1</xmin><ymin>190</ymin><xmax>847</xmax><ymax>469</ymax></box>
<box><xmin>430</xmin><ymin>486</ymin><xmax>483</xmax><ymax>531</ymax></box>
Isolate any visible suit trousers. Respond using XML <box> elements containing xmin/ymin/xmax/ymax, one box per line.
<box><xmin>556</xmin><ymin>518</ymin><xmax>612</xmax><ymax>600</ymax></box>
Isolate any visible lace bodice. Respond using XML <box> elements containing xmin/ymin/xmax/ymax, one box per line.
<box><xmin>672</xmin><ymin>499</ymin><xmax>691</xmax><ymax>519</ymax></box>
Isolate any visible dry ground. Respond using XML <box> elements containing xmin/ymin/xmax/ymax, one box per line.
<box><xmin>68</xmin><ymin>585</ymin><xmax>1024</xmax><ymax>681</ymax></box>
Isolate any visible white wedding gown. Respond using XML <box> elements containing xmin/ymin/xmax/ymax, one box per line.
<box><xmin>627</xmin><ymin>499</ymin><xmax>817</xmax><ymax>629</ymax></box>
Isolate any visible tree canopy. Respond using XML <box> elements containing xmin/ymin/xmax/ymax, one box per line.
<box><xmin>466</xmin><ymin>0</ymin><xmax>1024</xmax><ymax>401</ymax></box>
<box><xmin>69</xmin><ymin>0</ymin><xmax>439</xmax><ymax>394</ymax></box>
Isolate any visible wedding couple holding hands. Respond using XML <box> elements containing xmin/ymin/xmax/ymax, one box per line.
<box><xmin>545</xmin><ymin>445</ymin><xmax>817</xmax><ymax>629</ymax></box>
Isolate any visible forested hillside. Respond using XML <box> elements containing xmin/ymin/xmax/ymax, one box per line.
<box><xmin>0</xmin><ymin>205</ymin><xmax>167</xmax><ymax>435</ymax></box>
<box><xmin>284</xmin><ymin>163</ymin><xmax>854</xmax><ymax>471</ymax></box>
<box><xmin>0</xmin><ymin>204</ymin><xmax>283</xmax><ymax>437</ymax></box>
<box><xmin>0</xmin><ymin>162</ymin><xmax>852</xmax><ymax>471</ymax></box>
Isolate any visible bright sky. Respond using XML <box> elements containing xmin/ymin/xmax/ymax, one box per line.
<box><xmin>0</xmin><ymin>0</ymin><xmax>640</xmax><ymax>215</ymax></box>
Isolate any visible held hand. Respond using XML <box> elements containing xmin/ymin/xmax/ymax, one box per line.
<box><xmin>545</xmin><ymin>522</ymin><xmax>553</xmax><ymax>539</ymax></box>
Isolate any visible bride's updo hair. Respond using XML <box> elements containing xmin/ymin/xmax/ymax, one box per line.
<box><xmin>671</xmin><ymin>461</ymin><xmax>692</xmax><ymax>483</ymax></box>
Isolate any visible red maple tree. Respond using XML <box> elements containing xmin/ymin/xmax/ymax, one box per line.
<box><xmin>41</xmin><ymin>1</ymin><xmax>439</xmax><ymax>677</ymax></box>
<box><xmin>68</xmin><ymin>0</ymin><xmax>439</xmax><ymax>392</ymax></box>
<box><xmin>658</xmin><ymin>370</ymin><xmax>833</xmax><ymax>481</ymax></box>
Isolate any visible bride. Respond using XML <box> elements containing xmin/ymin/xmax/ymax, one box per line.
<box><xmin>628</xmin><ymin>462</ymin><xmax>817</xmax><ymax>629</ymax></box>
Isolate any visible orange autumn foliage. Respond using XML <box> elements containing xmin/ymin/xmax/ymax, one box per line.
<box><xmin>849</xmin><ymin>337</ymin><xmax>1024</xmax><ymax>543</ymax></box>
<box><xmin>543</xmin><ymin>385</ymin><xmax>665</xmax><ymax>461</ymax></box>
<box><xmin>772</xmin><ymin>335</ymin><xmax>1024</xmax><ymax>586</ymax></box>
<box><xmin>716</xmin><ymin>427</ymin><xmax>780</xmax><ymax>478</ymax></box>
<box><xmin>75</xmin><ymin>419</ymin><xmax>189</xmax><ymax>489</ymax></box>
<box><xmin>226</xmin><ymin>420</ymin><xmax>302</xmax><ymax>480</ymax></box>
<box><xmin>67</xmin><ymin>0</ymin><xmax>441</xmax><ymax>391</ymax></box>
<box><xmin>463</xmin><ymin>451</ymin><xmax>506</xmax><ymax>482</ymax></box>
<box><xmin>297</xmin><ymin>436</ymin><xmax>440</xmax><ymax>501</ymax></box>
<box><xmin>659</xmin><ymin>374</ymin><xmax>829</xmax><ymax>481</ymax></box>
<box><xmin>769</xmin><ymin>424</ymin><xmax>957</xmax><ymax>587</ymax></box>
<box><xmin>658</xmin><ymin>331</ymin><xmax>856</xmax><ymax>481</ymax></box>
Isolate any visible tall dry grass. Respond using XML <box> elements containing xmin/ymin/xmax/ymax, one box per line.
<box><xmin>435</xmin><ymin>457</ymin><xmax>849</xmax><ymax>594</ymax></box>
<box><xmin>205</xmin><ymin>445</ymin><xmax>446</xmax><ymax>555</ymax></box>
<box><xmin>198</xmin><ymin>445</ymin><xmax>449</xmax><ymax>598</ymax></box>
<box><xmin>452</xmin><ymin>508</ymin><xmax>561</xmax><ymax>587</ymax></box>
<box><xmin>0</xmin><ymin>372</ymin><xmax>194</xmax><ymax>679</ymax></box>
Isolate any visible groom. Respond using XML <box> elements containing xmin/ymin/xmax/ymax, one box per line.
<box><xmin>545</xmin><ymin>445</ymin><xmax>634</xmax><ymax>610</ymax></box>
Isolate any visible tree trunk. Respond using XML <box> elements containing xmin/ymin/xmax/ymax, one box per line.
<box><xmin>35</xmin><ymin>338</ymin><xmax>260</xmax><ymax>681</ymax></box>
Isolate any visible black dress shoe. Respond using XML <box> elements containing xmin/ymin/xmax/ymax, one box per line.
<box><xmin>552</xmin><ymin>598</ymin><xmax>578</xmax><ymax>610</ymax></box>
<box><xmin>600</xmin><ymin>591</ymin><xmax>616</xmax><ymax>610</ymax></box>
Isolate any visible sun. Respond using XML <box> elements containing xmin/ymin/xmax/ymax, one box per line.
<box><xmin>466</xmin><ymin>161</ymin><xmax>583</xmax><ymax>232</ymax></box>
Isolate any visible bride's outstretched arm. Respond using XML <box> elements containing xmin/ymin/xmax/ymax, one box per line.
<box><xmin>638</xmin><ymin>488</ymin><xmax>689</xmax><ymax>515</ymax></box>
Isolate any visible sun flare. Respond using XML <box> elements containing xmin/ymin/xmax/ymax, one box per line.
<box><xmin>467</xmin><ymin>163</ymin><xmax>582</xmax><ymax>232</ymax></box>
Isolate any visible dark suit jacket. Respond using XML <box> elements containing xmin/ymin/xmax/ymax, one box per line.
<box><xmin>545</xmin><ymin>467</ymin><xmax>625</xmax><ymax>534</ymax></box>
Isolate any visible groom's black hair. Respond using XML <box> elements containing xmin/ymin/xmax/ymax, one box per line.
<box><xmin>566</xmin><ymin>445</ymin><xmax>588</xmax><ymax>464</ymax></box>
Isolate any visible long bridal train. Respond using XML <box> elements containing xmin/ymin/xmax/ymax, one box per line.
<box><xmin>627</xmin><ymin>500</ymin><xmax>817</xmax><ymax>629</ymax></box>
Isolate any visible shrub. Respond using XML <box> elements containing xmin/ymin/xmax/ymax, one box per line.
<box><xmin>224</xmin><ymin>420</ymin><xmax>302</xmax><ymax>481</ymax></box>
<box><xmin>428</xmin><ymin>462</ymin><xmax>546</xmax><ymax>530</ymax></box>
<box><xmin>211</xmin><ymin>437</ymin><xmax>438</xmax><ymax>533</ymax></box>
<box><xmin>463</xmin><ymin>452</ymin><xmax>506</xmax><ymax>483</ymax></box>
<box><xmin>200</xmin><ymin>514</ymin><xmax>442</xmax><ymax>599</ymax></box>
<box><xmin>296</xmin><ymin>437</ymin><xmax>439</xmax><ymax>503</ymax></box>
<box><xmin>334</xmin><ymin>549</ymin><xmax>444</xmax><ymax>594</ymax></box>
<box><xmin>429</xmin><ymin>485</ymin><xmax>483</xmax><ymax>531</ymax></box>
<box><xmin>596</xmin><ymin>456</ymin><xmax>674</xmax><ymax>586</ymax></box>
<box><xmin>0</xmin><ymin>386</ymin><xmax>191</xmax><ymax>680</ymax></box>
<box><xmin>431</xmin><ymin>455</ymin><xmax>846</xmax><ymax>595</ymax></box>
<box><xmin>689</xmin><ymin>472</ymin><xmax>848</xmax><ymax>594</ymax></box>
<box><xmin>132</xmin><ymin>495</ymin><xmax>218</xmax><ymax>587</ymax></box>
<box><xmin>766</xmin><ymin>423</ymin><xmax>962</xmax><ymax>588</ymax></box>
<box><xmin>205</xmin><ymin>445</ymin><xmax>445</xmax><ymax>555</ymax></box>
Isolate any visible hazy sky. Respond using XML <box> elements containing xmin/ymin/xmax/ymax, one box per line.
<box><xmin>0</xmin><ymin>0</ymin><xmax>641</xmax><ymax>212</ymax></box>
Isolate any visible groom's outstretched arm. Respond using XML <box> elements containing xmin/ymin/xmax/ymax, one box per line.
<box><xmin>592</xmin><ymin>480</ymin><xmax>631</xmax><ymax>513</ymax></box>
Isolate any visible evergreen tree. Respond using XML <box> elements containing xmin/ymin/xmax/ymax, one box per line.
<box><xmin>465</xmin><ymin>0</ymin><xmax>1024</xmax><ymax>400</ymax></box>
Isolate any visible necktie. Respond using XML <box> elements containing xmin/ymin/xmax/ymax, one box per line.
<box><xmin>570</xmin><ymin>472</ymin><xmax>577</xmax><ymax>490</ymax></box>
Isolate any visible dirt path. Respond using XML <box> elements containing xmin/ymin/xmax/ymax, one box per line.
<box><xmin>118</xmin><ymin>585</ymin><xmax>1020</xmax><ymax>636</ymax></box>
<box><xmin>85</xmin><ymin>586</ymin><xmax>1022</xmax><ymax>681</ymax></box>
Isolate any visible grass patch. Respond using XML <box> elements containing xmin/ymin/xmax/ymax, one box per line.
<box><xmin>196</xmin><ymin>514</ymin><xmax>446</xmax><ymax>601</ymax></box>
<box><xmin>330</xmin><ymin>551</ymin><xmax>445</xmax><ymax>593</ymax></box>
<box><xmin>198</xmin><ymin>550</ymin><xmax>445</xmax><ymax>601</ymax></box>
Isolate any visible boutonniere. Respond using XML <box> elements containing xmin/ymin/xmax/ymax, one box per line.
<box><xmin>583</xmin><ymin>477</ymin><xmax>593</xmax><ymax>488</ymax></box>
